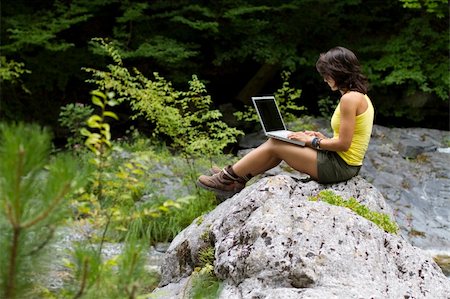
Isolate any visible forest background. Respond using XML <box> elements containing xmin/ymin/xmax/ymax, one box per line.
<box><xmin>1</xmin><ymin>0</ymin><xmax>449</xmax><ymax>140</ymax></box>
<box><xmin>1</xmin><ymin>1</ymin><xmax>449</xmax><ymax>298</ymax></box>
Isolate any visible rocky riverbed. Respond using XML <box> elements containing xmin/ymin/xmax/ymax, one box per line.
<box><xmin>360</xmin><ymin>125</ymin><xmax>450</xmax><ymax>274</ymax></box>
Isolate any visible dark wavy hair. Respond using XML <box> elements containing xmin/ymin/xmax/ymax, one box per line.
<box><xmin>316</xmin><ymin>46</ymin><xmax>368</xmax><ymax>94</ymax></box>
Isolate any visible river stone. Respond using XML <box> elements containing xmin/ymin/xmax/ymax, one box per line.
<box><xmin>397</xmin><ymin>138</ymin><xmax>437</xmax><ymax>158</ymax></box>
<box><xmin>154</xmin><ymin>175</ymin><xmax>449</xmax><ymax>298</ymax></box>
<box><xmin>360</xmin><ymin>125</ymin><xmax>450</xmax><ymax>254</ymax></box>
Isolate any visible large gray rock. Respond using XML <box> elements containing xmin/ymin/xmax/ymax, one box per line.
<box><xmin>153</xmin><ymin>175</ymin><xmax>449</xmax><ymax>298</ymax></box>
<box><xmin>239</xmin><ymin>122</ymin><xmax>450</xmax><ymax>270</ymax></box>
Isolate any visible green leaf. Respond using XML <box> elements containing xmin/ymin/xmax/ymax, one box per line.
<box><xmin>85</xmin><ymin>133</ymin><xmax>101</xmax><ymax>145</ymax></box>
<box><xmin>80</xmin><ymin>128</ymin><xmax>91</xmax><ymax>137</ymax></box>
<box><xmin>103</xmin><ymin>111</ymin><xmax>119</xmax><ymax>120</ymax></box>
<box><xmin>107</xmin><ymin>100</ymin><xmax>119</xmax><ymax>107</ymax></box>
<box><xmin>91</xmin><ymin>90</ymin><xmax>107</xmax><ymax>100</ymax></box>
<box><xmin>91</xmin><ymin>95</ymin><xmax>105</xmax><ymax>109</ymax></box>
<box><xmin>87</xmin><ymin>115</ymin><xmax>102</xmax><ymax>128</ymax></box>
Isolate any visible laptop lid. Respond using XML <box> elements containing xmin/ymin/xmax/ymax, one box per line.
<box><xmin>252</xmin><ymin>96</ymin><xmax>287</xmax><ymax>134</ymax></box>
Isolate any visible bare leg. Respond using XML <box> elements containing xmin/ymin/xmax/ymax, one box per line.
<box><xmin>232</xmin><ymin>138</ymin><xmax>319</xmax><ymax>180</ymax></box>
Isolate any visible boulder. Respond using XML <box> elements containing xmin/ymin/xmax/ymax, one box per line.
<box><xmin>239</xmin><ymin>122</ymin><xmax>450</xmax><ymax>267</ymax></box>
<box><xmin>153</xmin><ymin>175</ymin><xmax>449</xmax><ymax>298</ymax></box>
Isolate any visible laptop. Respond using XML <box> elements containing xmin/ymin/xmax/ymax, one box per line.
<box><xmin>252</xmin><ymin>96</ymin><xmax>305</xmax><ymax>146</ymax></box>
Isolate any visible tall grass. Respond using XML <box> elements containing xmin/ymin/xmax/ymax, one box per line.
<box><xmin>128</xmin><ymin>191</ymin><xmax>217</xmax><ymax>245</ymax></box>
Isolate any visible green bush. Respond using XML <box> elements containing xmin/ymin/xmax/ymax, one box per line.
<box><xmin>57</xmin><ymin>234</ymin><xmax>160</xmax><ymax>299</ymax></box>
<box><xmin>83</xmin><ymin>38</ymin><xmax>243</xmax><ymax>160</ymax></box>
<box><xmin>58</xmin><ymin>103</ymin><xmax>94</xmax><ymax>150</ymax></box>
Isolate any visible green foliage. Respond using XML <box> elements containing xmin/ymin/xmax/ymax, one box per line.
<box><xmin>1</xmin><ymin>0</ymin><xmax>448</xmax><ymax>129</ymax></box>
<box><xmin>73</xmin><ymin>91</ymin><xmax>184</xmax><ymax>244</ymax></box>
<box><xmin>400</xmin><ymin>0</ymin><xmax>448</xmax><ymax>17</ymax></box>
<box><xmin>58</xmin><ymin>103</ymin><xmax>94</xmax><ymax>149</ymax></box>
<box><xmin>189</xmin><ymin>244</ymin><xmax>222</xmax><ymax>299</ymax></box>
<box><xmin>81</xmin><ymin>90</ymin><xmax>119</xmax><ymax>156</ymax></box>
<box><xmin>0</xmin><ymin>122</ymin><xmax>86</xmax><ymax>299</ymax></box>
<box><xmin>63</xmin><ymin>121</ymin><xmax>221</xmax><ymax>249</ymax></box>
<box><xmin>84</xmin><ymin>38</ymin><xmax>243</xmax><ymax>158</ymax></box>
<box><xmin>77</xmin><ymin>91</ymin><xmax>119</xmax><ymax>246</ymax></box>
<box><xmin>274</xmin><ymin>71</ymin><xmax>306</xmax><ymax>122</ymax></box>
<box><xmin>0</xmin><ymin>56</ymin><xmax>31</xmax><ymax>83</ymax></box>
<box><xmin>176</xmin><ymin>76</ymin><xmax>243</xmax><ymax>158</ymax></box>
<box><xmin>235</xmin><ymin>70</ymin><xmax>307</xmax><ymax>128</ymax></box>
<box><xmin>365</xmin><ymin>10</ymin><xmax>449</xmax><ymax>102</ymax></box>
<box><xmin>58</xmin><ymin>235</ymin><xmax>159</xmax><ymax>299</ymax></box>
<box><xmin>65</xmin><ymin>123</ymin><xmax>223</xmax><ymax>296</ymax></box>
<box><xmin>317</xmin><ymin>96</ymin><xmax>337</xmax><ymax>118</ymax></box>
<box><xmin>135</xmin><ymin>192</ymin><xmax>217</xmax><ymax>245</ymax></box>
<box><xmin>309</xmin><ymin>190</ymin><xmax>399</xmax><ymax>234</ymax></box>
<box><xmin>0</xmin><ymin>56</ymin><xmax>31</xmax><ymax>96</ymax></box>
<box><xmin>213</xmin><ymin>3</ymin><xmax>308</xmax><ymax>69</ymax></box>
<box><xmin>1</xmin><ymin>3</ymin><xmax>90</xmax><ymax>53</ymax></box>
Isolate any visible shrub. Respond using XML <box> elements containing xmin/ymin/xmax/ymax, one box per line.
<box><xmin>58</xmin><ymin>103</ymin><xmax>94</xmax><ymax>150</ymax></box>
<box><xmin>83</xmin><ymin>38</ymin><xmax>243</xmax><ymax>160</ymax></box>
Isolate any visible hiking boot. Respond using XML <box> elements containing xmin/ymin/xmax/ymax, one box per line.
<box><xmin>208</xmin><ymin>166</ymin><xmax>221</xmax><ymax>175</ymax></box>
<box><xmin>196</xmin><ymin>166</ymin><xmax>248</xmax><ymax>197</ymax></box>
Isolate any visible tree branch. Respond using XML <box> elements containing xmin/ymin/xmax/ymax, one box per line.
<box><xmin>21</xmin><ymin>182</ymin><xmax>71</xmax><ymax>229</ymax></box>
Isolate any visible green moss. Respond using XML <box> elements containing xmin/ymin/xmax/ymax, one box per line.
<box><xmin>189</xmin><ymin>264</ymin><xmax>222</xmax><ymax>299</ymax></box>
<box><xmin>309</xmin><ymin>190</ymin><xmax>399</xmax><ymax>234</ymax></box>
<box><xmin>196</xmin><ymin>215</ymin><xmax>204</xmax><ymax>226</ymax></box>
<box><xmin>433</xmin><ymin>255</ymin><xmax>450</xmax><ymax>276</ymax></box>
<box><xmin>200</xmin><ymin>227</ymin><xmax>212</xmax><ymax>242</ymax></box>
<box><xmin>198</xmin><ymin>246</ymin><xmax>215</xmax><ymax>268</ymax></box>
<box><xmin>189</xmin><ymin>245</ymin><xmax>221</xmax><ymax>299</ymax></box>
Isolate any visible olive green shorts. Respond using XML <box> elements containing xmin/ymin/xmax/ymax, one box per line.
<box><xmin>317</xmin><ymin>151</ymin><xmax>361</xmax><ymax>184</ymax></box>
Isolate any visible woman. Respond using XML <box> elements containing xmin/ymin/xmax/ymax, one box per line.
<box><xmin>197</xmin><ymin>46</ymin><xmax>374</xmax><ymax>197</ymax></box>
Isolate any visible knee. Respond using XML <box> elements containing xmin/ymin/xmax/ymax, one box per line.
<box><xmin>265</xmin><ymin>138</ymin><xmax>284</xmax><ymax>153</ymax></box>
<box><xmin>265</xmin><ymin>138</ymin><xmax>278</xmax><ymax>148</ymax></box>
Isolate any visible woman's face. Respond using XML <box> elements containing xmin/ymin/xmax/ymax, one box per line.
<box><xmin>324</xmin><ymin>77</ymin><xmax>338</xmax><ymax>91</ymax></box>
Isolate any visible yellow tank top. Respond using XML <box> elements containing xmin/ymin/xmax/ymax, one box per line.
<box><xmin>330</xmin><ymin>94</ymin><xmax>374</xmax><ymax>166</ymax></box>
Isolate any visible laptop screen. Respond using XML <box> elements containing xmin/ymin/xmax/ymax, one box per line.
<box><xmin>253</xmin><ymin>97</ymin><xmax>286</xmax><ymax>132</ymax></box>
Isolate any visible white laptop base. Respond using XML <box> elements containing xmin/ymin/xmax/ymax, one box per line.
<box><xmin>266</xmin><ymin>130</ymin><xmax>305</xmax><ymax>146</ymax></box>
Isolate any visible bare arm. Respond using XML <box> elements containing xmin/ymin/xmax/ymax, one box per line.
<box><xmin>289</xmin><ymin>92</ymin><xmax>361</xmax><ymax>151</ymax></box>
<box><xmin>320</xmin><ymin>93</ymin><xmax>358</xmax><ymax>151</ymax></box>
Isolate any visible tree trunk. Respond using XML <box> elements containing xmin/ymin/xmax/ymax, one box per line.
<box><xmin>236</xmin><ymin>64</ymin><xmax>279</xmax><ymax>105</ymax></box>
